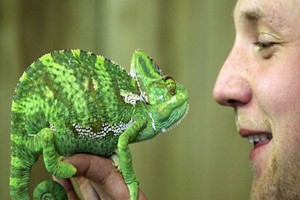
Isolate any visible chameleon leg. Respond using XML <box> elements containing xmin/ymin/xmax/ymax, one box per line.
<box><xmin>34</xmin><ymin>128</ymin><xmax>77</xmax><ymax>178</ymax></box>
<box><xmin>117</xmin><ymin>120</ymin><xmax>145</xmax><ymax>200</ymax></box>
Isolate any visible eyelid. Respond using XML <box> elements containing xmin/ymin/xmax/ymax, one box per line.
<box><xmin>254</xmin><ymin>33</ymin><xmax>280</xmax><ymax>51</ymax></box>
<box><xmin>257</xmin><ymin>33</ymin><xmax>279</xmax><ymax>43</ymax></box>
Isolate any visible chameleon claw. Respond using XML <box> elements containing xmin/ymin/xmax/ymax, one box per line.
<box><xmin>127</xmin><ymin>181</ymin><xmax>139</xmax><ymax>200</ymax></box>
<box><xmin>110</xmin><ymin>154</ymin><xmax>122</xmax><ymax>172</ymax></box>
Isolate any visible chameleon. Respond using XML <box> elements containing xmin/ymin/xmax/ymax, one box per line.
<box><xmin>10</xmin><ymin>49</ymin><xmax>189</xmax><ymax>200</ymax></box>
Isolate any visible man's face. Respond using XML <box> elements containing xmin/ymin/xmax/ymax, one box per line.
<box><xmin>213</xmin><ymin>0</ymin><xmax>300</xmax><ymax>199</ymax></box>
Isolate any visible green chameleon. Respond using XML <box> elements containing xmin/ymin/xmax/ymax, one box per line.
<box><xmin>10</xmin><ymin>49</ymin><xmax>189</xmax><ymax>200</ymax></box>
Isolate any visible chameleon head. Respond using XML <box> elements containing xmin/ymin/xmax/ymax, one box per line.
<box><xmin>131</xmin><ymin>50</ymin><xmax>189</xmax><ymax>140</ymax></box>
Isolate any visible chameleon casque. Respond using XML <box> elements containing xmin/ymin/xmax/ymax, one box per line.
<box><xmin>10</xmin><ymin>49</ymin><xmax>189</xmax><ymax>200</ymax></box>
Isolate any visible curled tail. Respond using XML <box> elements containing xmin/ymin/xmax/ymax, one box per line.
<box><xmin>33</xmin><ymin>180</ymin><xmax>67</xmax><ymax>200</ymax></box>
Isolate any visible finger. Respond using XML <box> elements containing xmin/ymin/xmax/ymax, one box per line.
<box><xmin>65</xmin><ymin>154</ymin><xmax>148</xmax><ymax>200</ymax></box>
<box><xmin>65</xmin><ymin>154</ymin><xmax>130</xmax><ymax>199</ymax></box>
<box><xmin>75</xmin><ymin>177</ymin><xmax>103</xmax><ymax>200</ymax></box>
<box><xmin>53</xmin><ymin>177</ymin><xmax>80</xmax><ymax>200</ymax></box>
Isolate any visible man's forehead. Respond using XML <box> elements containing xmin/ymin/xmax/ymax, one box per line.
<box><xmin>234</xmin><ymin>0</ymin><xmax>300</xmax><ymax>31</ymax></box>
<box><xmin>235</xmin><ymin>0</ymin><xmax>281</xmax><ymax>20</ymax></box>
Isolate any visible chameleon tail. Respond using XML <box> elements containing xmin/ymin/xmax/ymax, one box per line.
<box><xmin>10</xmin><ymin>144</ymin><xmax>38</xmax><ymax>200</ymax></box>
<box><xmin>10</xmin><ymin>144</ymin><xmax>68</xmax><ymax>200</ymax></box>
<box><xmin>33</xmin><ymin>180</ymin><xmax>67</xmax><ymax>200</ymax></box>
<box><xmin>10</xmin><ymin>134</ymin><xmax>68</xmax><ymax>200</ymax></box>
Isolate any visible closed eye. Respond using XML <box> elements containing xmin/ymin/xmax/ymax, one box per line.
<box><xmin>253</xmin><ymin>41</ymin><xmax>279</xmax><ymax>59</ymax></box>
<box><xmin>254</xmin><ymin>41</ymin><xmax>276</xmax><ymax>51</ymax></box>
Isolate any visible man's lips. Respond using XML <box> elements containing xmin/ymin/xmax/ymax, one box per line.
<box><xmin>239</xmin><ymin>129</ymin><xmax>273</xmax><ymax>151</ymax></box>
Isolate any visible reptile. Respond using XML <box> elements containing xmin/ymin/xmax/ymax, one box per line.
<box><xmin>9</xmin><ymin>49</ymin><xmax>189</xmax><ymax>200</ymax></box>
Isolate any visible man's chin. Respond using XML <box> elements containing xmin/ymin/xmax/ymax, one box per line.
<box><xmin>250</xmin><ymin>153</ymin><xmax>300</xmax><ymax>200</ymax></box>
<box><xmin>250</xmin><ymin>161</ymin><xmax>277</xmax><ymax>200</ymax></box>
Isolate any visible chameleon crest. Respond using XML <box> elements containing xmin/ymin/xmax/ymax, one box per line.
<box><xmin>10</xmin><ymin>49</ymin><xmax>189</xmax><ymax>200</ymax></box>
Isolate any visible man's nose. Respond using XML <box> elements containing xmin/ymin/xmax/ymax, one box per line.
<box><xmin>213</xmin><ymin>50</ymin><xmax>252</xmax><ymax>107</ymax></box>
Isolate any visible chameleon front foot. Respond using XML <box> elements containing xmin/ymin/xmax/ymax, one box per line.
<box><xmin>49</xmin><ymin>156</ymin><xmax>77</xmax><ymax>179</ymax></box>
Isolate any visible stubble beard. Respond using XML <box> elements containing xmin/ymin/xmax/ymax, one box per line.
<box><xmin>250</xmin><ymin>147</ymin><xmax>300</xmax><ymax>200</ymax></box>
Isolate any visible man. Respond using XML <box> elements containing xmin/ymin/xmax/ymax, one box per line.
<box><xmin>58</xmin><ymin>0</ymin><xmax>300</xmax><ymax>199</ymax></box>
<box><xmin>213</xmin><ymin>0</ymin><xmax>300</xmax><ymax>199</ymax></box>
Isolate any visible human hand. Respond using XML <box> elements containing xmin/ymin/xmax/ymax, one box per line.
<box><xmin>54</xmin><ymin>154</ymin><xmax>148</xmax><ymax>200</ymax></box>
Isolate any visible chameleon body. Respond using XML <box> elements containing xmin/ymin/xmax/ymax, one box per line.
<box><xmin>10</xmin><ymin>49</ymin><xmax>189</xmax><ymax>200</ymax></box>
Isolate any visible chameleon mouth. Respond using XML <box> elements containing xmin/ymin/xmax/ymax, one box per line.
<box><xmin>161</xmin><ymin>101</ymin><xmax>189</xmax><ymax>133</ymax></box>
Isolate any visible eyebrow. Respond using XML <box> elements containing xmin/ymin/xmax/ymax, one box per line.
<box><xmin>239</xmin><ymin>7</ymin><xmax>289</xmax><ymax>33</ymax></box>
<box><xmin>240</xmin><ymin>8</ymin><xmax>263</xmax><ymax>24</ymax></box>
<box><xmin>243</xmin><ymin>11</ymin><xmax>262</xmax><ymax>22</ymax></box>
<box><xmin>231</xmin><ymin>7</ymin><xmax>263</xmax><ymax>26</ymax></box>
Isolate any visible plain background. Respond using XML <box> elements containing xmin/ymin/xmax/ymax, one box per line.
<box><xmin>0</xmin><ymin>1</ymin><xmax>252</xmax><ymax>199</ymax></box>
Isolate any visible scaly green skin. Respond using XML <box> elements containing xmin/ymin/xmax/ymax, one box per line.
<box><xmin>10</xmin><ymin>49</ymin><xmax>189</xmax><ymax>200</ymax></box>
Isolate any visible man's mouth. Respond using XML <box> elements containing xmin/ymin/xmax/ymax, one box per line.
<box><xmin>247</xmin><ymin>133</ymin><xmax>273</xmax><ymax>147</ymax></box>
<box><xmin>239</xmin><ymin>129</ymin><xmax>273</xmax><ymax>160</ymax></box>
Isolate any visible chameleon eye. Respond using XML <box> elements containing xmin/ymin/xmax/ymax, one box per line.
<box><xmin>165</xmin><ymin>77</ymin><xmax>176</xmax><ymax>95</ymax></box>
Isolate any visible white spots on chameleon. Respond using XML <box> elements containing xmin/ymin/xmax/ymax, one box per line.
<box><xmin>136</xmin><ymin>81</ymin><xmax>149</xmax><ymax>103</ymax></box>
<box><xmin>67</xmin><ymin>59</ymin><xmax>72</xmax><ymax>66</ymax></box>
<box><xmin>158</xmin><ymin>95</ymin><xmax>165</xmax><ymax>102</ymax></box>
<box><xmin>50</xmin><ymin>124</ymin><xmax>56</xmax><ymax>132</ymax></box>
<box><xmin>130</xmin><ymin>67</ymin><xmax>136</xmax><ymax>79</ymax></box>
<box><xmin>120</xmin><ymin>92</ymin><xmax>143</xmax><ymax>105</ymax></box>
<box><xmin>140</xmin><ymin>90</ymin><xmax>149</xmax><ymax>103</ymax></box>
<box><xmin>129</xmin><ymin>66</ymin><xmax>149</xmax><ymax>103</ymax></box>
<box><xmin>148</xmin><ymin>112</ymin><xmax>156</xmax><ymax>131</ymax></box>
<box><xmin>74</xmin><ymin>119</ymin><xmax>133</xmax><ymax>139</ymax></box>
